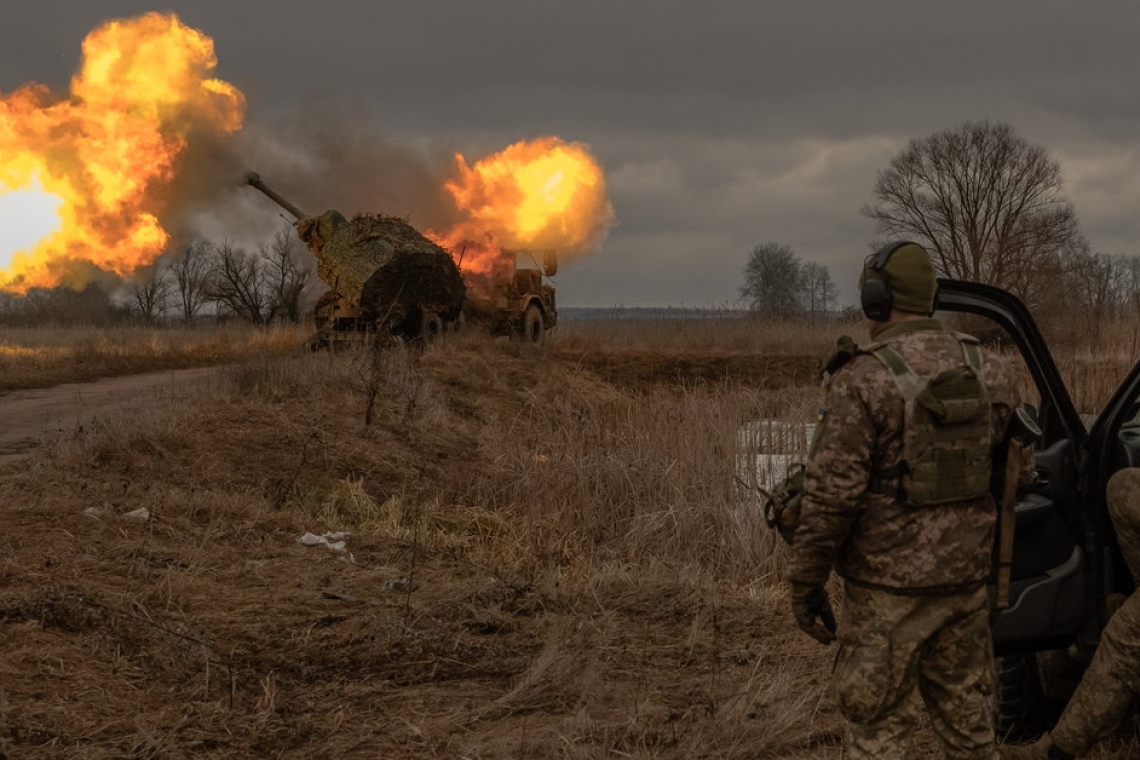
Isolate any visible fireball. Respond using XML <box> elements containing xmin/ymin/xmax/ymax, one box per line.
<box><xmin>430</xmin><ymin>137</ymin><xmax>614</xmax><ymax>282</ymax></box>
<box><xmin>0</xmin><ymin>12</ymin><xmax>244</xmax><ymax>292</ymax></box>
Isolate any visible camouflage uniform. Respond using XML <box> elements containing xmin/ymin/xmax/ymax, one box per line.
<box><xmin>1037</xmin><ymin>467</ymin><xmax>1140</xmax><ymax>757</ymax></box>
<box><xmin>789</xmin><ymin>318</ymin><xmax>1022</xmax><ymax>759</ymax></box>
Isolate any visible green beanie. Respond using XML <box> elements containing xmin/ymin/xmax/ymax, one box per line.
<box><xmin>862</xmin><ymin>242</ymin><xmax>937</xmax><ymax>315</ymax></box>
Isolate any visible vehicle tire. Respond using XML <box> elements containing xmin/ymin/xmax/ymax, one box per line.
<box><xmin>304</xmin><ymin>331</ymin><xmax>329</xmax><ymax>352</ymax></box>
<box><xmin>994</xmin><ymin>654</ymin><xmax>1050</xmax><ymax>742</ymax></box>
<box><xmin>523</xmin><ymin>304</ymin><xmax>544</xmax><ymax>344</ymax></box>
<box><xmin>420</xmin><ymin>311</ymin><xmax>444</xmax><ymax>344</ymax></box>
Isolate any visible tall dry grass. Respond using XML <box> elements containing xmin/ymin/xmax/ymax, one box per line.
<box><xmin>0</xmin><ymin>314</ymin><xmax>1138</xmax><ymax>757</ymax></box>
<box><xmin>1049</xmin><ymin>320</ymin><xmax>1140</xmax><ymax>417</ymax></box>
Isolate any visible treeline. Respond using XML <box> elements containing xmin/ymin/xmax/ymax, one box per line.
<box><xmin>739</xmin><ymin>242</ymin><xmax>840</xmax><ymax>321</ymax></box>
<box><xmin>1068</xmin><ymin>247</ymin><xmax>1140</xmax><ymax>330</ymax></box>
<box><xmin>0</xmin><ymin>228</ymin><xmax>319</xmax><ymax>327</ymax></box>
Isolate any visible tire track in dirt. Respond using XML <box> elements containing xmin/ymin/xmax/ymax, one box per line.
<box><xmin>0</xmin><ymin>366</ymin><xmax>221</xmax><ymax>464</ymax></box>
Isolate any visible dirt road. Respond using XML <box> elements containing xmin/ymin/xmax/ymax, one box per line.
<box><xmin>0</xmin><ymin>366</ymin><xmax>220</xmax><ymax>464</ymax></box>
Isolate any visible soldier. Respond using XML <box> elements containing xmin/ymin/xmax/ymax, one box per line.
<box><xmin>788</xmin><ymin>241</ymin><xmax>1023</xmax><ymax>759</ymax></box>
<box><xmin>1002</xmin><ymin>467</ymin><xmax>1140</xmax><ymax>759</ymax></box>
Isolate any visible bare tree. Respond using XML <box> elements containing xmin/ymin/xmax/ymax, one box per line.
<box><xmin>130</xmin><ymin>270</ymin><xmax>171</xmax><ymax>325</ymax></box>
<box><xmin>863</xmin><ymin>120</ymin><xmax>1083</xmax><ymax>309</ymax></box>
<box><xmin>0</xmin><ymin>292</ymin><xmax>16</xmax><ymax>323</ymax></box>
<box><xmin>169</xmin><ymin>240</ymin><xmax>213</xmax><ymax>324</ymax></box>
<box><xmin>1115</xmin><ymin>256</ymin><xmax>1140</xmax><ymax>353</ymax></box>
<box><xmin>1119</xmin><ymin>257</ymin><xmax>1140</xmax><ymax>318</ymax></box>
<box><xmin>261</xmin><ymin>226</ymin><xmax>312</xmax><ymax>323</ymax></box>
<box><xmin>208</xmin><ymin>241</ymin><xmax>267</xmax><ymax>324</ymax></box>
<box><xmin>741</xmin><ymin>242</ymin><xmax>804</xmax><ymax>320</ymax></box>
<box><xmin>1072</xmin><ymin>246</ymin><xmax>1120</xmax><ymax>320</ymax></box>
<box><xmin>801</xmin><ymin>262</ymin><xmax>838</xmax><ymax>320</ymax></box>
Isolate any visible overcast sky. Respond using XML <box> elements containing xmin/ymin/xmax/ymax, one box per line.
<box><xmin>6</xmin><ymin>1</ymin><xmax>1140</xmax><ymax>307</ymax></box>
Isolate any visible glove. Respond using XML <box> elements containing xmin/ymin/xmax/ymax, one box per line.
<box><xmin>789</xmin><ymin>582</ymin><xmax>837</xmax><ymax>644</ymax></box>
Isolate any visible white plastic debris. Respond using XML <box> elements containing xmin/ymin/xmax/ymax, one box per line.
<box><xmin>297</xmin><ymin>531</ymin><xmax>350</xmax><ymax>552</ymax></box>
<box><xmin>122</xmin><ymin>507</ymin><xmax>150</xmax><ymax>522</ymax></box>
<box><xmin>83</xmin><ymin>507</ymin><xmax>104</xmax><ymax>519</ymax></box>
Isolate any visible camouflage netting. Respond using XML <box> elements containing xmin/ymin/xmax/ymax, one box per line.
<box><xmin>297</xmin><ymin>211</ymin><xmax>466</xmax><ymax>330</ymax></box>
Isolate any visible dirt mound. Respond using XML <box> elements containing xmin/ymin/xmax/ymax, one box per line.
<box><xmin>557</xmin><ymin>348</ymin><xmax>820</xmax><ymax>389</ymax></box>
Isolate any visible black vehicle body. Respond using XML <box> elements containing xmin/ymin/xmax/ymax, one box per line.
<box><xmin>937</xmin><ymin>279</ymin><xmax>1140</xmax><ymax>731</ymax></box>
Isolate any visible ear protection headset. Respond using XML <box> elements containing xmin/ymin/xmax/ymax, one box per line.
<box><xmin>860</xmin><ymin>240</ymin><xmax>917</xmax><ymax>322</ymax></box>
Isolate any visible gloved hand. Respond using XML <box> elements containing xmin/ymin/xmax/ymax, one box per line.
<box><xmin>789</xmin><ymin>582</ymin><xmax>837</xmax><ymax>644</ymax></box>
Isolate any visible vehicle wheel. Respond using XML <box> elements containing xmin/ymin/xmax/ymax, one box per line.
<box><xmin>994</xmin><ymin>654</ymin><xmax>1050</xmax><ymax>742</ymax></box>
<box><xmin>304</xmin><ymin>331</ymin><xmax>329</xmax><ymax>352</ymax></box>
<box><xmin>420</xmin><ymin>311</ymin><xmax>444</xmax><ymax>344</ymax></box>
<box><xmin>523</xmin><ymin>304</ymin><xmax>544</xmax><ymax>343</ymax></box>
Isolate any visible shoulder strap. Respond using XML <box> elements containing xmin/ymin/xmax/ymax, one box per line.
<box><xmin>873</xmin><ymin>336</ymin><xmax>984</xmax><ymax>377</ymax></box>
<box><xmin>870</xmin><ymin>344</ymin><xmax>924</xmax><ymax>396</ymax></box>
<box><xmin>866</xmin><ymin>344</ymin><xmax>919</xmax><ymax>494</ymax></box>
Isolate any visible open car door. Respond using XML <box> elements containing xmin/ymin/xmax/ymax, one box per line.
<box><xmin>936</xmin><ymin>279</ymin><xmax>1140</xmax><ymax>736</ymax></box>
<box><xmin>936</xmin><ymin>280</ymin><xmax>1090</xmax><ymax>651</ymax></box>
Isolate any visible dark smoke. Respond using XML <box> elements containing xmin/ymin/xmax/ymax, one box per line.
<box><xmin>165</xmin><ymin>99</ymin><xmax>470</xmax><ymax>251</ymax></box>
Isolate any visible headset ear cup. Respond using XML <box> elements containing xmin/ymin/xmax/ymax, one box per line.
<box><xmin>861</xmin><ymin>277</ymin><xmax>892</xmax><ymax>321</ymax></box>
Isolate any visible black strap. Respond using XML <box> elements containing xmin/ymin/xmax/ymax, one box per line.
<box><xmin>868</xmin><ymin>461</ymin><xmax>909</xmax><ymax>498</ymax></box>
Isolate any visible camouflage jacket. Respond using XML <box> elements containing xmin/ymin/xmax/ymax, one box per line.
<box><xmin>787</xmin><ymin>318</ymin><xmax>1022</xmax><ymax>593</ymax></box>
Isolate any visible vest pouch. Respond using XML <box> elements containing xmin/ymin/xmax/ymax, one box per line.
<box><xmin>916</xmin><ymin>366</ymin><xmax>987</xmax><ymax>425</ymax></box>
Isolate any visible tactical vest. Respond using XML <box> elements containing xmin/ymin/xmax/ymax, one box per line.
<box><xmin>868</xmin><ymin>336</ymin><xmax>993</xmax><ymax>506</ymax></box>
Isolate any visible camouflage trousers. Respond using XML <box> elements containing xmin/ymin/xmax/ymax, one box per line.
<box><xmin>1050</xmin><ymin>467</ymin><xmax>1140</xmax><ymax>755</ymax></box>
<box><xmin>833</xmin><ymin>582</ymin><xmax>998</xmax><ymax>760</ymax></box>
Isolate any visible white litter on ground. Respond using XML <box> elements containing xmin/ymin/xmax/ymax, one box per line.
<box><xmin>297</xmin><ymin>531</ymin><xmax>353</xmax><ymax>552</ymax></box>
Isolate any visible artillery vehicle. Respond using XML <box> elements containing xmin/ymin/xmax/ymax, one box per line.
<box><xmin>460</xmin><ymin>248</ymin><xmax>558</xmax><ymax>343</ymax></box>
<box><xmin>245</xmin><ymin>172</ymin><xmax>466</xmax><ymax>348</ymax></box>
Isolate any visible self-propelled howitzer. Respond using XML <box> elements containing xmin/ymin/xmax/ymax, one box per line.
<box><xmin>245</xmin><ymin>172</ymin><xmax>466</xmax><ymax>347</ymax></box>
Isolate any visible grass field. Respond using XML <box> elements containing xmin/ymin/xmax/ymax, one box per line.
<box><xmin>0</xmin><ymin>324</ymin><xmax>309</xmax><ymax>392</ymax></box>
<box><xmin>0</xmin><ymin>317</ymin><xmax>1137</xmax><ymax>758</ymax></box>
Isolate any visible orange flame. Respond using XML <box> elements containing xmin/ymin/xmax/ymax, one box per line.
<box><xmin>429</xmin><ymin>137</ymin><xmax>613</xmax><ymax>286</ymax></box>
<box><xmin>0</xmin><ymin>12</ymin><xmax>244</xmax><ymax>292</ymax></box>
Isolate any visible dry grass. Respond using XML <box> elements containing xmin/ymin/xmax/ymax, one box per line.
<box><xmin>553</xmin><ymin>314</ymin><xmax>848</xmax><ymax>355</ymax></box>
<box><xmin>0</xmin><ymin>314</ymin><xmax>1135</xmax><ymax>758</ymax></box>
<box><xmin>0</xmin><ymin>324</ymin><xmax>309</xmax><ymax>392</ymax></box>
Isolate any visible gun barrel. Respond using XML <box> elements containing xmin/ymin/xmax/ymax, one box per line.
<box><xmin>245</xmin><ymin>171</ymin><xmax>308</xmax><ymax>219</ymax></box>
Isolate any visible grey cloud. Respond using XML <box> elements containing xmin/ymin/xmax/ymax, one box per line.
<box><xmin>6</xmin><ymin>1</ymin><xmax>1140</xmax><ymax>305</ymax></box>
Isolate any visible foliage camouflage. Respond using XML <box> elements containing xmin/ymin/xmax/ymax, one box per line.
<box><xmin>297</xmin><ymin>210</ymin><xmax>466</xmax><ymax>334</ymax></box>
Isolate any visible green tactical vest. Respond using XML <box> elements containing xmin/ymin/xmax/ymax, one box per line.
<box><xmin>869</xmin><ymin>336</ymin><xmax>993</xmax><ymax>506</ymax></box>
